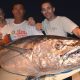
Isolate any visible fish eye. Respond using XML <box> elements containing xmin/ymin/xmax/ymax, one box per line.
<box><xmin>76</xmin><ymin>49</ymin><xmax>80</xmax><ymax>54</ymax></box>
<box><xmin>55</xmin><ymin>42</ymin><xmax>64</xmax><ymax>50</ymax></box>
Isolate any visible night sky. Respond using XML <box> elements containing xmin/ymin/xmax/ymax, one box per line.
<box><xmin>0</xmin><ymin>0</ymin><xmax>80</xmax><ymax>25</ymax></box>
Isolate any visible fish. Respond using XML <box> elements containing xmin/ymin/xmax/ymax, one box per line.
<box><xmin>0</xmin><ymin>35</ymin><xmax>80</xmax><ymax>79</ymax></box>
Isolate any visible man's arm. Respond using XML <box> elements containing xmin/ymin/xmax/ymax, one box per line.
<box><xmin>72</xmin><ymin>27</ymin><xmax>80</xmax><ymax>38</ymax></box>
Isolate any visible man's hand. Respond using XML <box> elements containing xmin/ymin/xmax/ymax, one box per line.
<box><xmin>35</xmin><ymin>23</ymin><xmax>43</xmax><ymax>30</ymax></box>
<box><xmin>27</xmin><ymin>17</ymin><xmax>36</xmax><ymax>26</ymax></box>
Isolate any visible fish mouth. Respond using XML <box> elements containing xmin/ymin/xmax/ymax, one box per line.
<box><xmin>62</xmin><ymin>46</ymin><xmax>80</xmax><ymax>66</ymax></box>
<box><xmin>64</xmin><ymin>46</ymin><xmax>80</xmax><ymax>58</ymax></box>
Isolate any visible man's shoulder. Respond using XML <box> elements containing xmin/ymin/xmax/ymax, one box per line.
<box><xmin>2</xmin><ymin>24</ymin><xmax>10</xmax><ymax>29</ymax></box>
<box><xmin>20</xmin><ymin>20</ymin><xmax>29</xmax><ymax>27</ymax></box>
<box><xmin>57</xmin><ymin>16</ymin><xmax>70</xmax><ymax>20</ymax></box>
<box><xmin>5</xmin><ymin>18</ymin><xmax>14</xmax><ymax>24</ymax></box>
<box><xmin>42</xmin><ymin>16</ymin><xmax>68</xmax><ymax>22</ymax></box>
<box><xmin>54</xmin><ymin>16</ymin><xmax>72</xmax><ymax>23</ymax></box>
<box><xmin>1</xmin><ymin>25</ymin><xmax>10</xmax><ymax>33</ymax></box>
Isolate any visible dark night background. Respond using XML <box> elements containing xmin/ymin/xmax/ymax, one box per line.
<box><xmin>0</xmin><ymin>0</ymin><xmax>80</xmax><ymax>25</ymax></box>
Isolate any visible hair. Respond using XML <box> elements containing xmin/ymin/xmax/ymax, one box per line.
<box><xmin>11</xmin><ymin>1</ymin><xmax>25</xmax><ymax>10</ymax></box>
<box><xmin>40</xmin><ymin>0</ymin><xmax>55</xmax><ymax>8</ymax></box>
<box><xmin>0</xmin><ymin>8</ymin><xmax>4</xmax><ymax>14</ymax></box>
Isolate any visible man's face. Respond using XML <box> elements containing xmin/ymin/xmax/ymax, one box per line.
<box><xmin>41</xmin><ymin>3</ymin><xmax>55</xmax><ymax>20</ymax></box>
<box><xmin>12</xmin><ymin>4</ymin><xmax>25</xmax><ymax>18</ymax></box>
<box><xmin>0</xmin><ymin>9</ymin><xmax>5</xmax><ymax>19</ymax></box>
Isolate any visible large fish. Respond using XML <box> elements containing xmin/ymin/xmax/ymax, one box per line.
<box><xmin>0</xmin><ymin>35</ymin><xmax>80</xmax><ymax>79</ymax></box>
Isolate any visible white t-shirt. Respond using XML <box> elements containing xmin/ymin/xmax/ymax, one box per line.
<box><xmin>6</xmin><ymin>18</ymin><xmax>14</xmax><ymax>24</ymax></box>
<box><xmin>42</xmin><ymin>16</ymin><xmax>78</xmax><ymax>37</ymax></box>
<box><xmin>1</xmin><ymin>20</ymin><xmax>43</xmax><ymax>41</ymax></box>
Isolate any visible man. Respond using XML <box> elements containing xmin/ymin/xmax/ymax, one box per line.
<box><xmin>36</xmin><ymin>1</ymin><xmax>80</xmax><ymax>38</ymax></box>
<box><xmin>35</xmin><ymin>0</ymin><xmax>80</xmax><ymax>80</ymax></box>
<box><xmin>0</xmin><ymin>8</ymin><xmax>7</xmax><ymax>39</ymax></box>
<box><xmin>0</xmin><ymin>8</ymin><xmax>6</xmax><ymax>27</ymax></box>
<box><xmin>0</xmin><ymin>2</ymin><xmax>42</xmax><ymax>44</ymax></box>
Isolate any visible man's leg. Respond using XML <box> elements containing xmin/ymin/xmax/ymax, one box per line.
<box><xmin>72</xmin><ymin>72</ymin><xmax>80</xmax><ymax>80</ymax></box>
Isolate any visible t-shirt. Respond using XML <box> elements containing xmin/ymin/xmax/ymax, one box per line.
<box><xmin>42</xmin><ymin>16</ymin><xmax>78</xmax><ymax>37</ymax></box>
<box><xmin>1</xmin><ymin>20</ymin><xmax>43</xmax><ymax>41</ymax></box>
